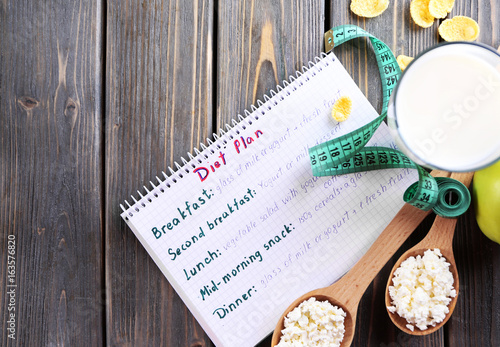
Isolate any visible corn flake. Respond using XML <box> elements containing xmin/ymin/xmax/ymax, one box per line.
<box><xmin>397</xmin><ymin>55</ymin><xmax>414</xmax><ymax>71</ymax></box>
<box><xmin>350</xmin><ymin>0</ymin><xmax>389</xmax><ymax>18</ymax></box>
<box><xmin>429</xmin><ymin>0</ymin><xmax>455</xmax><ymax>19</ymax></box>
<box><xmin>410</xmin><ymin>0</ymin><xmax>435</xmax><ymax>28</ymax></box>
<box><xmin>438</xmin><ymin>16</ymin><xmax>480</xmax><ymax>41</ymax></box>
<box><xmin>332</xmin><ymin>96</ymin><xmax>353</xmax><ymax>122</ymax></box>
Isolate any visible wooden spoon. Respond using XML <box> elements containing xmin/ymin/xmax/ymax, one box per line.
<box><xmin>385</xmin><ymin>171</ymin><xmax>474</xmax><ymax>335</ymax></box>
<box><xmin>271</xmin><ymin>170</ymin><xmax>451</xmax><ymax>347</ymax></box>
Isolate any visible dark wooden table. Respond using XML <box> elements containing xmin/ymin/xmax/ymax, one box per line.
<box><xmin>1</xmin><ymin>1</ymin><xmax>499</xmax><ymax>346</ymax></box>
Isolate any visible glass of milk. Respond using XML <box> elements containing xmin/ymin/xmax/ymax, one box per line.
<box><xmin>387</xmin><ymin>42</ymin><xmax>500</xmax><ymax>172</ymax></box>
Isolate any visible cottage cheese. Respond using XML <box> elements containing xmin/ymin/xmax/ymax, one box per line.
<box><xmin>276</xmin><ymin>297</ymin><xmax>345</xmax><ymax>347</ymax></box>
<box><xmin>387</xmin><ymin>248</ymin><xmax>456</xmax><ymax>331</ymax></box>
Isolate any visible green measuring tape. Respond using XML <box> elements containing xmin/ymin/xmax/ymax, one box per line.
<box><xmin>309</xmin><ymin>25</ymin><xmax>470</xmax><ymax>218</ymax></box>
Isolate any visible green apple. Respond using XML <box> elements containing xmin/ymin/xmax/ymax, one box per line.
<box><xmin>473</xmin><ymin>160</ymin><xmax>500</xmax><ymax>244</ymax></box>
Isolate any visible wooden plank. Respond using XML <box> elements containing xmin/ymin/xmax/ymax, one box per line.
<box><xmin>450</xmin><ymin>209</ymin><xmax>500</xmax><ymax>346</ymax></box>
<box><xmin>216</xmin><ymin>1</ymin><xmax>325</xmax><ymax>345</ymax></box>
<box><xmin>328</xmin><ymin>2</ymin><xmax>443</xmax><ymax>346</ymax></box>
<box><xmin>104</xmin><ymin>0</ymin><xmax>214</xmax><ymax>345</ymax></box>
<box><xmin>216</xmin><ymin>0</ymin><xmax>325</xmax><ymax>126</ymax></box>
<box><xmin>0</xmin><ymin>0</ymin><xmax>104</xmax><ymax>346</ymax></box>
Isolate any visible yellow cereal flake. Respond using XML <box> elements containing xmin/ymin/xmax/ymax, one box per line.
<box><xmin>438</xmin><ymin>16</ymin><xmax>480</xmax><ymax>41</ymax></box>
<box><xmin>410</xmin><ymin>0</ymin><xmax>435</xmax><ymax>28</ymax></box>
<box><xmin>429</xmin><ymin>0</ymin><xmax>455</xmax><ymax>19</ymax></box>
<box><xmin>332</xmin><ymin>96</ymin><xmax>353</xmax><ymax>122</ymax></box>
<box><xmin>397</xmin><ymin>55</ymin><xmax>414</xmax><ymax>71</ymax></box>
<box><xmin>350</xmin><ymin>0</ymin><xmax>389</xmax><ymax>18</ymax></box>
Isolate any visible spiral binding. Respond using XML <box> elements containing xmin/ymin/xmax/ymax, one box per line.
<box><xmin>121</xmin><ymin>52</ymin><xmax>333</xmax><ymax>220</ymax></box>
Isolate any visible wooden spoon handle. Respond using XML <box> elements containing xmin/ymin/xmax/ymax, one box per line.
<box><xmin>449</xmin><ymin>171</ymin><xmax>474</xmax><ymax>190</ymax></box>
<box><xmin>418</xmin><ymin>171</ymin><xmax>474</xmax><ymax>249</ymax></box>
<box><xmin>327</xmin><ymin>170</ymin><xmax>451</xmax><ymax>308</ymax></box>
<box><xmin>420</xmin><ymin>215</ymin><xmax>458</xmax><ymax>250</ymax></box>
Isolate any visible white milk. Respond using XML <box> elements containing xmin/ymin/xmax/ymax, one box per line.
<box><xmin>392</xmin><ymin>43</ymin><xmax>500</xmax><ymax>171</ymax></box>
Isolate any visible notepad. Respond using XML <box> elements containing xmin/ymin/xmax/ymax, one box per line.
<box><xmin>120</xmin><ymin>52</ymin><xmax>418</xmax><ymax>347</ymax></box>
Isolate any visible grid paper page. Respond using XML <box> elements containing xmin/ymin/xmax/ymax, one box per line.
<box><xmin>121</xmin><ymin>53</ymin><xmax>418</xmax><ymax>347</ymax></box>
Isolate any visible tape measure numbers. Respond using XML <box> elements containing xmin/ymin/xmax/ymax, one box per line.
<box><xmin>310</xmin><ymin>25</ymin><xmax>470</xmax><ymax>217</ymax></box>
<box><xmin>324</xmin><ymin>25</ymin><xmax>400</xmax><ymax>115</ymax></box>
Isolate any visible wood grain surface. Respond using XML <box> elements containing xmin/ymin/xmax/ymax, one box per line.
<box><xmin>0</xmin><ymin>0</ymin><xmax>499</xmax><ymax>346</ymax></box>
<box><xmin>0</xmin><ymin>0</ymin><xmax>104</xmax><ymax>346</ymax></box>
<box><xmin>216</xmin><ymin>0</ymin><xmax>324</xmax><ymax>126</ymax></box>
<box><xmin>105</xmin><ymin>0</ymin><xmax>213</xmax><ymax>346</ymax></box>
